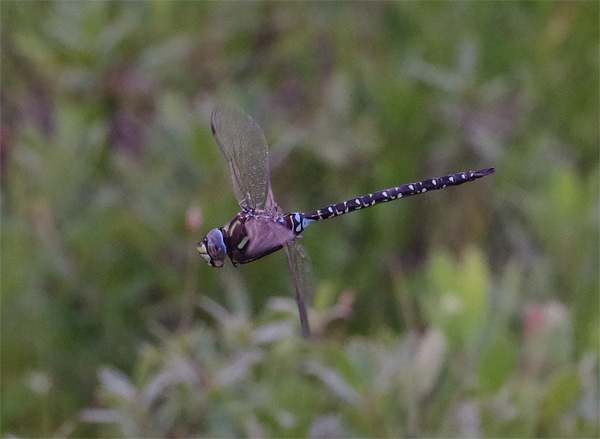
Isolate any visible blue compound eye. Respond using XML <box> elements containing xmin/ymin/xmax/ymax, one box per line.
<box><xmin>197</xmin><ymin>228</ymin><xmax>227</xmax><ymax>267</ymax></box>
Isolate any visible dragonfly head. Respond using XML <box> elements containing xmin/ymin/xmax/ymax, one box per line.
<box><xmin>197</xmin><ymin>228</ymin><xmax>227</xmax><ymax>267</ymax></box>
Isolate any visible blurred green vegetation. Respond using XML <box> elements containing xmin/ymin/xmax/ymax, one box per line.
<box><xmin>1</xmin><ymin>2</ymin><xmax>598</xmax><ymax>437</ymax></box>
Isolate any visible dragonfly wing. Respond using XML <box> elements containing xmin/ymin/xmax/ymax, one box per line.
<box><xmin>211</xmin><ymin>104</ymin><xmax>271</xmax><ymax>211</ymax></box>
<box><xmin>265</xmin><ymin>185</ymin><xmax>282</xmax><ymax>215</ymax></box>
<box><xmin>243</xmin><ymin>216</ymin><xmax>296</xmax><ymax>261</ymax></box>
<box><xmin>284</xmin><ymin>240</ymin><xmax>313</xmax><ymax>338</ymax></box>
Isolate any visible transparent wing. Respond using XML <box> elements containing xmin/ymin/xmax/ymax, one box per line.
<box><xmin>284</xmin><ymin>241</ymin><xmax>313</xmax><ymax>338</ymax></box>
<box><xmin>265</xmin><ymin>186</ymin><xmax>279</xmax><ymax>217</ymax></box>
<box><xmin>211</xmin><ymin>104</ymin><xmax>271</xmax><ymax>211</ymax></box>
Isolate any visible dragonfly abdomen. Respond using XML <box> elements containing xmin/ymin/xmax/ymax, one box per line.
<box><xmin>289</xmin><ymin>168</ymin><xmax>495</xmax><ymax>233</ymax></box>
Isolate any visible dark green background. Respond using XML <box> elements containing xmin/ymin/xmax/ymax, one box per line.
<box><xmin>2</xmin><ymin>2</ymin><xmax>598</xmax><ymax>437</ymax></box>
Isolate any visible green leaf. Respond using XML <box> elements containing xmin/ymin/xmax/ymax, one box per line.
<box><xmin>477</xmin><ymin>334</ymin><xmax>517</xmax><ymax>393</ymax></box>
<box><xmin>540</xmin><ymin>370</ymin><xmax>581</xmax><ymax>419</ymax></box>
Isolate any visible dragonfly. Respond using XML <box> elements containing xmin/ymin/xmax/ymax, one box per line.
<box><xmin>198</xmin><ymin>104</ymin><xmax>495</xmax><ymax>338</ymax></box>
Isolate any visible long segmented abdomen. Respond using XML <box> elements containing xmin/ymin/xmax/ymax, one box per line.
<box><xmin>286</xmin><ymin>168</ymin><xmax>495</xmax><ymax>233</ymax></box>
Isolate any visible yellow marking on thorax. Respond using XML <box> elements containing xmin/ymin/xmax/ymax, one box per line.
<box><xmin>237</xmin><ymin>236</ymin><xmax>250</xmax><ymax>249</ymax></box>
<box><xmin>228</xmin><ymin>220</ymin><xmax>241</xmax><ymax>236</ymax></box>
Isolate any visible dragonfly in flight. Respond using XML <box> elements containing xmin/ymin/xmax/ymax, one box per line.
<box><xmin>198</xmin><ymin>104</ymin><xmax>495</xmax><ymax>337</ymax></box>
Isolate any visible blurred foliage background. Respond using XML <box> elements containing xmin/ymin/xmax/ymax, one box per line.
<box><xmin>1</xmin><ymin>2</ymin><xmax>598</xmax><ymax>438</ymax></box>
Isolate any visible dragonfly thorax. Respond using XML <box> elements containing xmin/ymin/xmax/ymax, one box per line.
<box><xmin>197</xmin><ymin>228</ymin><xmax>227</xmax><ymax>267</ymax></box>
<box><xmin>199</xmin><ymin>210</ymin><xmax>300</xmax><ymax>268</ymax></box>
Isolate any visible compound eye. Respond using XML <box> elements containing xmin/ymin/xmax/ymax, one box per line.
<box><xmin>196</xmin><ymin>229</ymin><xmax>227</xmax><ymax>267</ymax></box>
<box><xmin>206</xmin><ymin>229</ymin><xmax>227</xmax><ymax>260</ymax></box>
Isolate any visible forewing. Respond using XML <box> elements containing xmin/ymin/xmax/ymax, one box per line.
<box><xmin>265</xmin><ymin>186</ymin><xmax>282</xmax><ymax>215</ymax></box>
<box><xmin>243</xmin><ymin>217</ymin><xmax>295</xmax><ymax>261</ymax></box>
<box><xmin>211</xmin><ymin>104</ymin><xmax>271</xmax><ymax>210</ymax></box>
<box><xmin>284</xmin><ymin>241</ymin><xmax>313</xmax><ymax>338</ymax></box>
